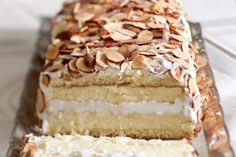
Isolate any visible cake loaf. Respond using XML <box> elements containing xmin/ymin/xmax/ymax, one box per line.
<box><xmin>22</xmin><ymin>134</ymin><xmax>197</xmax><ymax>157</ymax></box>
<box><xmin>37</xmin><ymin>0</ymin><xmax>202</xmax><ymax>139</ymax></box>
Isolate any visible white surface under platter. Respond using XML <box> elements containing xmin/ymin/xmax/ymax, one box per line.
<box><xmin>0</xmin><ymin>0</ymin><xmax>236</xmax><ymax>156</ymax></box>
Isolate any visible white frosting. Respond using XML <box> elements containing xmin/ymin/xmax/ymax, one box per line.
<box><xmin>28</xmin><ymin>134</ymin><xmax>195</xmax><ymax>157</ymax></box>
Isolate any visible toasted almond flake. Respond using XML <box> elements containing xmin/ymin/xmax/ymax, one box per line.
<box><xmin>170</xmin><ymin>25</ymin><xmax>181</xmax><ymax>35</ymax></box>
<box><xmin>125</xmin><ymin>22</ymin><xmax>148</xmax><ymax>29</ymax></box>
<box><xmin>85</xmin><ymin>54</ymin><xmax>95</xmax><ymax>68</ymax></box>
<box><xmin>147</xmin><ymin>22</ymin><xmax>165</xmax><ymax>29</ymax></box>
<box><xmin>71</xmin><ymin>48</ymin><xmax>86</xmax><ymax>57</ymax></box>
<box><xmin>117</xmin><ymin>29</ymin><xmax>137</xmax><ymax>37</ymax></box>
<box><xmin>68</xmin><ymin>59</ymin><xmax>78</xmax><ymax>72</ymax></box>
<box><xmin>128</xmin><ymin>44</ymin><xmax>139</xmax><ymax>53</ymax></box>
<box><xmin>96</xmin><ymin>50</ymin><xmax>108</xmax><ymax>68</ymax></box>
<box><xmin>36</xmin><ymin>89</ymin><xmax>45</xmax><ymax>113</ymax></box>
<box><xmin>152</xmin><ymin>15</ymin><xmax>167</xmax><ymax>24</ymax></box>
<box><xmin>172</xmin><ymin>49</ymin><xmax>187</xmax><ymax>58</ymax></box>
<box><xmin>137</xmin><ymin>30</ymin><xmax>153</xmax><ymax>42</ymax></box>
<box><xmin>120</xmin><ymin>62</ymin><xmax>130</xmax><ymax>72</ymax></box>
<box><xmin>131</xmin><ymin>55</ymin><xmax>145</xmax><ymax>69</ymax></box>
<box><xmin>110</xmin><ymin>12</ymin><xmax>127</xmax><ymax>21</ymax></box>
<box><xmin>138</xmin><ymin>45</ymin><xmax>151</xmax><ymax>52</ymax></box>
<box><xmin>171</xmin><ymin>34</ymin><xmax>185</xmax><ymax>42</ymax></box>
<box><xmin>175</xmin><ymin>66</ymin><xmax>182</xmax><ymax>79</ymax></box>
<box><xmin>130</xmin><ymin>49</ymin><xmax>140</xmax><ymax>60</ymax></box>
<box><xmin>188</xmin><ymin>77</ymin><xmax>196</xmax><ymax>95</ymax></box>
<box><xmin>75</xmin><ymin>12</ymin><xmax>95</xmax><ymax>23</ymax></box>
<box><xmin>76</xmin><ymin>57</ymin><xmax>93</xmax><ymax>73</ymax></box>
<box><xmin>106</xmin><ymin>50</ymin><xmax>125</xmax><ymax>63</ymax></box>
<box><xmin>45</xmin><ymin>46</ymin><xmax>59</xmax><ymax>61</ymax></box>
<box><xmin>174</xmin><ymin>58</ymin><xmax>189</xmax><ymax>69</ymax></box>
<box><xmin>164</xmin><ymin>43</ymin><xmax>177</xmax><ymax>49</ymax></box>
<box><xmin>110</xmin><ymin>31</ymin><xmax>133</xmax><ymax>41</ymax></box>
<box><xmin>123</xmin><ymin>24</ymin><xmax>141</xmax><ymax>33</ymax></box>
<box><xmin>139</xmin><ymin>51</ymin><xmax>156</xmax><ymax>56</ymax></box>
<box><xmin>45</xmin><ymin>64</ymin><xmax>64</xmax><ymax>72</ymax></box>
<box><xmin>119</xmin><ymin>45</ymin><xmax>130</xmax><ymax>58</ymax></box>
<box><xmin>73</xmin><ymin>3</ymin><xmax>81</xmax><ymax>14</ymax></box>
<box><xmin>23</xmin><ymin>143</ymin><xmax>37</xmax><ymax>157</ymax></box>
<box><xmin>162</xmin><ymin>28</ymin><xmax>170</xmax><ymax>41</ymax></box>
<box><xmin>42</xmin><ymin>75</ymin><xmax>50</xmax><ymax>86</ymax></box>
<box><xmin>104</xmin><ymin>23</ymin><xmax>123</xmax><ymax>33</ymax></box>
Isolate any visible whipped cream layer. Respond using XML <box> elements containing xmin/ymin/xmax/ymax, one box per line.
<box><xmin>42</xmin><ymin>98</ymin><xmax>195</xmax><ymax>121</ymax></box>
<box><xmin>27</xmin><ymin>134</ymin><xmax>195</xmax><ymax>157</ymax></box>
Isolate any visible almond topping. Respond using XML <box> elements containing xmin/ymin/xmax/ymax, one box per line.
<box><xmin>96</xmin><ymin>50</ymin><xmax>108</xmax><ymax>68</ymax></box>
<box><xmin>71</xmin><ymin>48</ymin><xmax>86</xmax><ymax>57</ymax></box>
<box><xmin>172</xmin><ymin>49</ymin><xmax>187</xmax><ymax>58</ymax></box>
<box><xmin>85</xmin><ymin>54</ymin><xmax>95</xmax><ymax>68</ymax></box>
<box><xmin>36</xmin><ymin>89</ymin><xmax>45</xmax><ymax>113</ymax></box>
<box><xmin>137</xmin><ymin>30</ymin><xmax>153</xmax><ymax>42</ymax></box>
<box><xmin>188</xmin><ymin>77</ymin><xmax>196</xmax><ymax>95</ymax></box>
<box><xmin>117</xmin><ymin>29</ymin><xmax>137</xmax><ymax>37</ymax></box>
<box><xmin>120</xmin><ymin>62</ymin><xmax>130</xmax><ymax>72</ymax></box>
<box><xmin>171</xmin><ymin>34</ymin><xmax>185</xmax><ymax>42</ymax></box>
<box><xmin>45</xmin><ymin>64</ymin><xmax>64</xmax><ymax>72</ymax></box>
<box><xmin>110</xmin><ymin>31</ymin><xmax>132</xmax><ymax>41</ymax></box>
<box><xmin>123</xmin><ymin>24</ymin><xmax>141</xmax><ymax>33</ymax></box>
<box><xmin>45</xmin><ymin>46</ymin><xmax>59</xmax><ymax>61</ymax></box>
<box><xmin>42</xmin><ymin>75</ymin><xmax>50</xmax><ymax>86</ymax></box>
<box><xmin>131</xmin><ymin>55</ymin><xmax>145</xmax><ymax>69</ymax></box>
<box><xmin>76</xmin><ymin>57</ymin><xmax>93</xmax><ymax>73</ymax></box>
<box><xmin>23</xmin><ymin>143</ymin><xmax>37</xmax><ymax>157</ymax></box>
<box><xmin>106</xmin><ymin>50</ymin><xmax>125</xmax><ymax>63</ymax></box>
<box><xmin>68</xmin><ymin>59</ymin><xmax>78</xmax><ymax>72</ymax></box>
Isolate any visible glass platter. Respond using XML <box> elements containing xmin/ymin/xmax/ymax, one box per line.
<box><xmin>5</xmin><ymin>18</ymin><xmax>235</xmax><ymax>157</ymax></box>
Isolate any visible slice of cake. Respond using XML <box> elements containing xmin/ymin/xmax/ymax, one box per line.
<box><xmin>36</xmin><ymin>0</ymin><xmax>202</xmax><ymax>139</ymax></box>
<box><xmin>22</xmin><ymin>134</ymin><xmax>198</xmax><ymax>157</ymax></box>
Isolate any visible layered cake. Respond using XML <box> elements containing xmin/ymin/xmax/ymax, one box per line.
<box><xmin>37</xmin><ymin>0</ymin><xmax>202</xmax><ymax>139</ymax></box>
<box><xmin>22</xmin><ymin>134</ymin><xmax>197</xmax><ymax>157</ymax></box>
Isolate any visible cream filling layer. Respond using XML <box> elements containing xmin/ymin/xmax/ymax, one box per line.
<box><xmin>44</xmin><ymin>98</ymin><xmax>195</xmax><ymax>120</ymax></box>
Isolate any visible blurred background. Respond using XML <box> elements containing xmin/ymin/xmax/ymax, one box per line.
<box><xmin>0</xmin><ymin>0</ymin><xmax>236</xmax><ymax>156</ymax></box>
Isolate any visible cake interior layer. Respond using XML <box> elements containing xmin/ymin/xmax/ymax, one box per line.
<box><xmin>42</xmin><ymin>111</ymin><xmax>195</xmax><ymax>139</ymax></box>
<box><xmin>47</xmin><ymin>86</ymin><xmax>184</xmax><ymax>104</ymax></box>
<box><xmin>26</xmin><ymin>135</ymin><xmax>195</xmax><ymax>157</ymax></box>
<box><xmin>49</xmin><ymin>70</ymin><xmax>180</xmax><ymax>87</ymax></box>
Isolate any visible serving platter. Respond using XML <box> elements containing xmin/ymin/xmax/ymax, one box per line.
<box><xmin>6</xmin><ymin>18</ymin><xmax>235</xmax><ymax>157</ymax></box>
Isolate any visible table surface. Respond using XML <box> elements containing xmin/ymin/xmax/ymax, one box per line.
<box><xmin>0</xmin><ymin>0</ymin><xmax>236</xmax><ymax>156</ymax></box>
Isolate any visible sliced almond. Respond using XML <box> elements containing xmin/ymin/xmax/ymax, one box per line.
<box><xmin>175</xmin><ymin>66</ymin><xmax>182</xmax><ymax>79</ymax></box>
<box><xmin>45</xmin><ymin>64</ymin><xmax>64</xmax><ymax>72</ymax></box>
<box><xmin>75</xmin><ymin>12</ymin><xmax>95</xmax><ymax>23</ymax></box>
<box><xmin>131</xmin><ymin>55</ymin><xmax>145</xmax><ymax>69</ymax></box>
<box><xmin>104</xmin><ymin>22</ymin><xmax>123</xmax><ymax>33</ymax></box>
<box><xmin>110</xmin><ymin>31</ymin><xmax>133</xmax><ymax>41</ymax></box>
<box><xmin>23</xmin><ymin>143</ymin><xmax>37</xmax><ymax>157</ymax></box>
<box><xmin>96</xmin><ymin>50</ymin><xmax>108</xmax><ymax>68</ymax></box>
<box><xmin>110</xmin><ymin>12</ymin><xmax>127</xmax><ymax>21</ymax></box>
<box><xmin>164</xmin><ymin>43</ymin><xmax>177</xmax><ymax>49</ymax></box>
<box><xmin>68</xmin><ymin>59</ymin><xmax>78</xmax><ymax>72</ymax></box>
<box><xmin>172</xmin><ymin>49</ymin><xmax>187</xmax><ymax>58</ymax></box>
<box><xmin>106</xmin><ymin>50</ymin><xmax>125</xmax><ymax>63</ymax></box>
<box><xmin>45</xmin><ymin>46</ymin><xmax>59</xmax><ymax>61</ymax></box>
<box><xmin>147</xmin><ymin>22</ymin><xmax>165</xmax><ymax>29</ymax></box>
<box><xmin>130</xmin><ymin>49</ymin><xmax>140</xmax><ymax>60</ymax></box>
<box><xmin>138</xmin><ymin>45</ymin><xmax>151</xmax><ymax>52</ymax></box>
<box><xmin>123</xmin><ymin>24</ymin><xmax>141</xmax><ymax>33</ymax></box>
<box><xmin>137</xmin><ymin>30</ymin><xmax>153</xmax><ymax>42</ymax></box>
<box><xmin>36</xmin><ymin>89</ymin><xmax>45</xmax><ymax>113</ymax></box>
<box><xmin>120</xmin><ymin>62</ymin><xmax>130</xmax><ymax>72</ymax></box>
<box><xmin>171</xmin><ymin>34</ymin><xmax>185</xmax><ymax>42</ymax></box>
<box><xmin>139</xmin><ymin>51</ymin><xmax>156</xmax><ymax>56</ymax></box>
<box><xmin>85</xmin><ymin>54</ymin><xmax>95</xmax><ymax>68</ymax></box>
<box><xmin>71</xmin><ymin>48</ymin><xmax>86</xmax><ymax>57</ymax></box>
<box><xmin>188</xmin><ymin>77</ymin><xmax>197</xmax><ymax>95</ymax></box>
<box><xmin>76</xmin><ymin>57</ymin><xmax>93</xmax><ymax>73</ymax></box>
<box><xmin>125</xmin><ymin>22</ymin><xmax>148</xmax><ymax>29</ymax></box>
<box><xmin>117</xmin><ymin>29</ymin><xmax>137</xmax><ymax>37</ymax></box>
<box><xmin>174</xmin><ymin>58</ymin><xmax>189</xmax><ymax>69</ymax></box>
<box><xmin>42</xmin><ymin>75</ymin><xmax>50</xmax><ymax>86</ymax></box>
